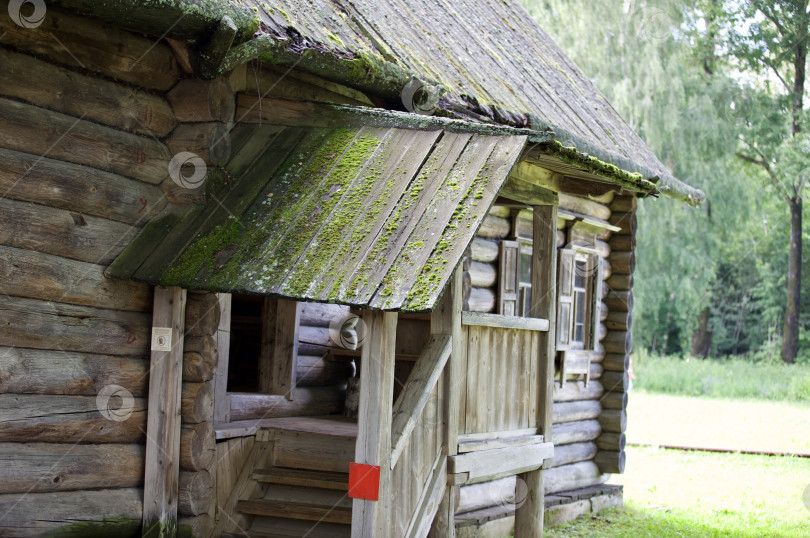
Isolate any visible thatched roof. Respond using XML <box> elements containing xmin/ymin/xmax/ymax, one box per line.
<box><xmin>49</xmin><ymin>0</ymin><xmax>704</xmax><ymax>205</ymax></box>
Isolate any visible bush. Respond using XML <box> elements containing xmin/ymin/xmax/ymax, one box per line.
<box><xmin>633</xmin><ymin>353</ymin><xmax>810</xmax><ymax>401</ymax></box>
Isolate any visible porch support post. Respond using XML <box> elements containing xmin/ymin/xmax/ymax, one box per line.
<box><xmin>352</xmin><ymin>310</ymin><xmax>398</xmax><ymax>538</ymax></box>
<box><xmin>142</xmin><ymin>286</ymin><xmax>187</xmax><ymax>537</ymax></box>
<box><xmin>514</xmin><ymin>204</ymin><xmax>558</xmax><ymax>536</ymax></box>
<box><xmin>429</xmin><ymin>267</ymin><xmax>462</xmax><ymax>537</ymax></box>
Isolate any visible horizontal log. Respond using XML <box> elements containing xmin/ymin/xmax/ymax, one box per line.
<box><xmin>0</xmin><ymin>8</ymin><xmax>178</xmax><ymax>90</ymax></box>
<box><xmin>594</xmin><ymin>450</ymin><xmax>626</xmax><ymax>474</ymax></box>
<box><xmin>601</xmin><ymin>281</ymin><xmax>610</xmax><ymax>299</ymax></box>
<box><xmin>597</xmin><ymin>322</ymin><xmax>608</xmax><ymax>343</ymax></box>
<box><xmin>184</xmin><ymin>335</ymin><xmax>218</xmax><ymax>358</ymax></box>
<box><xmin>0</xmin><ymin>147</ymin><xmax>167</xmax><ymax>224</ymax></box>
<box><xmin>469</xmin><ymin>261</ymin><xmax>497</xmax><ymax>288</ymax></box>
<box><xmin>550</xmin><ymin>442</ymin><xmax>598</xmax><ymax>468</ymax></box>
<box><xmin>167</xmin><ymin>78</ymin><xmax>235</xmax><ymax>123</ymax></box>
<box><xmin>167</xmin><ymin>122</ymin><xmax>231</xmax><ymax>165</ymax></box>
<box><xmin>468</xmin><ymin>287</ymin><xmax>496</xmax><ymax>313</ymax></box>
<box><xmin>185</xmin><ymin>292</ymin><xmax>221</xmax><ymax>337</ymax></box>
<box><xmin>0</xmin><ymin>197</ymin><xmax>137</xmax><ymax>265</ymax></box>
<box><xmin>598</xmin><ymin>410</ymin><xmax>627</xmax><ymax>433</ymax></box>
<box><xmin>551</xmin><ymin>420</ymin><xmax>601</xmax><ymax>445</ymax></box>
<box><xmin>1</xmin><ymin>48</ymin><xmax>176</xmax><ymax>136</ymax></box>
<box><xmin>601</xmin><ymin>391</ymin><xmax>628</xmax><ymax>411</ymax></box>
<box><xmin>596</xmin><ymin>228</ymin><xmax>612</xmax><ymax>241</ymax></box>
<box><xmin>604</xmin><ymin>291</ymin><xmax>633</xmax><ymax>313</ymax></box>
<box><xmin>610</xmin><ymin>251</ymin><xmax>635</xmax><ymax>275</ymax></box>
<box><xmin>590</xmin><ymin>362</ymin><xmax>604</xmax><ymax>380</ymax></box>
<box><xmin>178</xmin><ymin>514</ymin><xmax>214</xmax><ymax>538</ymax></box>
<box><xmin>556</xmin><ymin>229</ymin><xmax>566</xmax><ymax>248</ymax></box>
<box><xmin>596</xmin><ymin>432</ymin><xmax>626</xmax><ymax>452</ymax></box>
<box><xmin>0</xmin><ymin>394</ymin><xmax>146</xmax><ymax>444</ymax></box>
<box><xmin>609</xmin><ymin>195</ymin><xmax>637</xmax><ymax>213</ymax></box>
<box><xmin>558</xmin><ymin>193</ymin><xmax>611</xmax><ymax>221</ymax></box>
<box><xmin>607</xmin><ymin>273</ymin><xmax>633</xmax><ymax>291</ymax></box>
<box><xmin>553</xmin><ymin>380</ymin><xmax>603</xmax><ymax>402</ymax></box>
<box><xmin>180</xmin><ymin>422</ymin><xmax>216</xmax><ymax>472</ymax></box>
<box><xmin>603</xmin><ymin>353</ymin><xmax>630</xmax><ymax>373</ymax></box>
<box><xmin>182</xmin><ymin>382</ymin><xmax>214</xmax><ymax>424</ymax></box>
<box><xmin>594</xmin><ymin>239</ymin><xmax>611</xmax><ymax>258</ymax></box>
<box><xmin>178</xmin><ymin>470</ymin><xmax>213</xmax><ymax>517</ymax></box>
<box><xmin>552</xmin><ymin>400</ymin><xmax>602</xmax><ymax>424</ymax></box>
<box><xmin>299</xmin><ymin>325</ymin><xmax>357</xmax><ymax>349</ymax></box>
<box><xmin>477</xmin><ymin>214</ymin><xmax>510</xmax><ymax>239</ymax></box>
<box><xmin>599</xmin><ymin>301</ymin><xmax>609</xmax><ymax>322</ymax></box>
<box><xmin>591</xmin><ymin>343</ymin><xmax>606</xmax><ymax>363</ymax></box>
<box><xmin>0</xmin><ymin>487</ymin><xmax>142</xmax><ymax>537</ymax></box>
<box><xmin>182</xmin><ymin>351</ymin><xmax>217</xmax><ymax>383</ymax></box>
<box><xmin>471</xmin><ymin>237</ymin><xmax>499</xmax><ymax>263</ymax></box>
<box><xmin>544</xmin><ymin>461</ymin><xmax>606</xmax><ymax>495</ymax></box>
<box><xmin>0</xmin><ymin>442</ymin><xmax>144</xmax><ymax>493</ymax></box>
<box><xmin>605</xmin><ymin>311</ymin><xmax>632</xmax><ymax>332</ymax></box>
<box><xmin>488</xmin><ymin>205</ymin><xmax>511</xmax><ymax>217</ymax></box>
<box><xmin>300</xmin><ymin>303</ymin><xmax>350</xmax><ymax>327</ymax></box>
<box><xmin>456</xmin><ymin>476</ymin><xmax>515</xmax><ymax>515</ymax></box>
<box><xmin>297</xmin><ymin>355</ymin><xmax>354</xmax><ymax>387</ymax></box>
<box><xmin>608</xmin><ymin>234</ymin><xmax>635</xmax><ymax>252</ymax></box>
<box><xmin>608</xmin><ymin>212</ymin><xmax>637</xmax><ymax>235</ymax></box>
<box><xmin>0</xmin><ymin>97</ymin><xmax>171</xmax><ymax>184</ymax></box>
<box><xmin>0</xmin><ymin>245</ymin><xmax>152</xmax><ymax>312</ymax></box>
<box><xmin>0</xmin><ymin>346</ymin><xmax>149</xmax><ymax>396</ymax></box>
<box><xmin>601</xmin><ymin>258</ymin><xmax>612</xmax><ymax>281</ymax></box>
<box><xmin>0</xmin><ymin>295</ymin><xmax>151</xmax><ymax>356</ymax></box>
<box><xmin>603</xmin><ymin>331</ymin><xmax>632</xmax><ymax>355</ymax></box>
<box><xmin>229</xmin><ymin>387</ymin><xmax>344</xmax><ymax>421</ymax></box>
<box><xmin>600</xmin><ymin>371</ymin><xmax>630</xmax><ymax>393</ymax></box>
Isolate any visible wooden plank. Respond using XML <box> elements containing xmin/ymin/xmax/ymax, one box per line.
<box><xmin>212</xmin><ymin>439</ymin><xmax>274</xmax><ymax>536</ymax></box>
<box><xmin>407</xmin><ymin>454</ymin><xmax>447</xmax><ymax>538</ymax></box>
<box><xmin>390</xmin><ymin>334</ymin><xmax>452</xmax><ymax>468</ymax></box>
<box><xmin>235</xmin><ymin>499</ymin><xmax>352</xmax><ymax>524</ymax></box>
<box><xmin>457</xmin><ymin>428</ymin><xmax>538</xmax><ymax>443</ymax></box>
<box><xmin>500</xmin><ymin>176</ymin><xmax>559</xmax><ymax>206</ymax></box>
<box><xmin>461</xmin><ymin>312</ymin><xmax>549</xmax><ymax>331</ymax></box>
<box><xmin>352</xmin><ymin>311</ymin><xmax>397</xmax><ymax>538</ymax></box>
<box><xmin>458</xmin><ymin>434</ymin><xmax>546</xmax><ymax>454</ymax></box>
<box><xmin>142</xmin><ymin>286</ymin><xmax>187</xmax><ymax>538</ymax></box>
<box><xmin>0</xmin><ymin>197</ymin><xmax>138</xmax><ymax>265</ymax></box>
<box><xmin>259</xmin><ymin>298</ymin><xmax>301</xmax><ymax>399</ymax></box>
<box><xmin>0</xmin><ymin>295</ymin><xmax>150</xmax><ymax>356</ymax></box>
<box><xmin>448</xmin><ymin>443</ymin><xmax>554</xmax><ymax>482</ymax></box>
<box><xmin>0</xmin><ymin>97</ymin><xmax>171</xmax><ymax>185</ymax></box>
<box><xmin>213</xmin><ymin>293</ymin><xmax>232</xmax><ymax>423</ymax></box>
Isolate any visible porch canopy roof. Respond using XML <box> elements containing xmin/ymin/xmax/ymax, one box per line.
<box><xmin>109</xmin><ymin>126</ymin><xmax>528</xmax><ymax>312</ymax></box>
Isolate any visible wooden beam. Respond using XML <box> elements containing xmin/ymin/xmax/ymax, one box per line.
<box><xmin>448</xmin><ymin>443</ymin><xmax>554</xmax><ymax>483</ymax></box>
<box><xmin>352</xmin><ymin>311</ymin><xmax>397</xmax><ymax>538</ymax></box>
<box><xmin>461</xmin><ymin>312</ymin><xmax>549</xmax><ymax>331</ymax></box>
<box><xmin>142</xmin><ymin>286</ymin><xmax>187</xmax><ymax>538</ymax></box>
<box><xmin>500</xmin><ymin>176</ymin><xmax>559</xmax><ymax>206</ymax></box>
<box><xmin>514</xmin><ymin>204</ymin><xmax>558</xmax><ymax>537</ymax></box>
<box><xmin>390</xmin><ymin>334</ymin><xmax>452</xmax><ymax>468</ymax></box>
<box><xmin>259</xmin><ymin>298</ymin><xmax>301</xmax><ymax>400</ymax></box>
<box><xmin>407</xmin><ymin>454</ymin><xmax>448</xmax><ymax>538</ymax></box>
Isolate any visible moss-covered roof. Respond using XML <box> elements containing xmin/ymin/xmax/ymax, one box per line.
<box><xmin>108</xmin><ymin>126</ymin><xmax>526</xmax><ymax>311</ymax></box>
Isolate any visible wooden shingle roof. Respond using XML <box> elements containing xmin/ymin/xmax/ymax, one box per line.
<box><xmin>109</xmin><ymin>126</ymin><xmax>526</xmax><ymax>311</ymax></box>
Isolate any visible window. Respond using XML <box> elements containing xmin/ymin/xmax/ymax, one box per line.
<box><xmin>498</xmin><ymin>239</ymin><xmax>533</xmax><ymax>316</ymax></box>
<box><xmin>556</xmin><ymin>248</ymin><xmax>601</xmax><ymax>351</ymax></box>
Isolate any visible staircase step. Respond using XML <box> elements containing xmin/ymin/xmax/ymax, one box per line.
<box><xmin>260</xmin><ymin>484</ymin><xmax>351</xmax><ymax>509</ymax></box>
<box><xmin>250</xmin><ymin>516</ymin><xmax>352</xmax><ymax>537</ymax></box>
<box><xmin>236</xmin><ymin>499</ymin><xmax>353</xmax><ymax>525</ymax></box>
<box><xmin>253</xmin><ymin>467</ymin><xmax>349</xmax><ymax>491</ymax></box>
<box><xmin>272</xmin><ymin>429</ymin><xmax>355</xmax><ymax>473</ymax></box>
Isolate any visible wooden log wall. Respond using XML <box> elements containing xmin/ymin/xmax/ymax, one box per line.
<box><xmin>0</xmin><ymin>8</ymin><xmax>184</xmax><ymax>534</ymax></box>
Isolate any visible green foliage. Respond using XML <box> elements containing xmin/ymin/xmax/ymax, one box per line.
<box><xmin>633</xmin><ymin>353</ymin><xmax>810</xmax><ymax>400</ymax></box>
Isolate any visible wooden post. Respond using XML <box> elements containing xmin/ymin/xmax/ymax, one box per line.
<box><xmin>259</xmin><ymin>298</ymin><xmax>301</xmax><ymax>400</ymax></box>
<box><xmin>143</xmin><ymin>286</ymin><xmax>187</xmax><ymax>538</ymax></box>
<box><xmin>429</xmin><ymin>268</ymin><xmax>462</xmax><ymax>537</ymax></box>
<box><xmin>514</xmin><ymin>205</ymin><xmax>557</xmax><ymax>537</ymax></box>
<box><xmin>352</xmin><ymin>310</ymin><xmax>397</xmax><ymax>538</ymax></box>
<box><xmin>212</xmin><ymin>293</ymin><xmax>231</xmax><ymax>423</ymax></box>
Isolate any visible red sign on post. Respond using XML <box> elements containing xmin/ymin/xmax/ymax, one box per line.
<box><xmin>348</xmin><ymin>462</ymin><xmax>380</xmax><ymax>501</ymax></box>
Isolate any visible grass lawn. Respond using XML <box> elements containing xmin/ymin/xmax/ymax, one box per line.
<box><xmin>547</xmin><ymin>392</ymin><xmax>810</xmax><ymax>536</ymax></box>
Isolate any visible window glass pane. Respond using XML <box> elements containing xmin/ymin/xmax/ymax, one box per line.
<box><xmin>575</xmin><ymin>291</ymin><xmax>585</xmax><ymax>323</ymax></box>
<box><xmin>519</xmin><ymin>252</ymin><xmax>532</xmax><ymax>284</ymax></box>
<box><xmin>574</xmin><ymin>260</ymin><xmax>586</xmax><ymax>289</ymax></box>
<box><xmin>574</xmin><ymin>323</ymin><xmax>585</xmax><ymax>343</ymax></box>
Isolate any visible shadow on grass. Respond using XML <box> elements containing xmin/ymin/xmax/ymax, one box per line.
<box><xmin>546</xmin><ymin>505</ymin><xmax>808</xmax><ymax>538</ymax></box>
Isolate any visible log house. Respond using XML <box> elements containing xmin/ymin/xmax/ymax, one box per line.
<box><xmin>0</xmin><ymin>0</ymin><xmax>703</xmax><ymax>536</ymax></box>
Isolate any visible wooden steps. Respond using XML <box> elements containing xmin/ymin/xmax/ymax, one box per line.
<box><xmin>253</xmin><ymin>467</ymin><xmax>349</xmax><ymax>491</ymax></box>
<box><xmin>236</xmin><ymin>499</ymin><xmax>353</xmax><ymax>525</ymax></box>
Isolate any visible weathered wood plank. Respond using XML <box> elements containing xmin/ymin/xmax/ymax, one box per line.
<box><xmin>0</xmin><ymin>9</ymin><xmax>178</xmax><ymax>90</ymax></box>
<box><xmin>0</xmin><ymin>97</ymin><xmax>171</xmax><ymax>185</ymax></box>
<box><xmin>461</xmin><ymin>312</ymin><xmax>549</xmax><ymax>331</ymax></box>
<box><xmin>0</xmin><ymin>295</ymin><xmax>151</xmax><ymax>356</ymax></box>
<box><xmin>259</xmin><ymin>298</ymin><xmax>301</xmax><ymax>399</ymax></box>
<box><xmin>448</xmin><ymin>443</ymin><xmax>554</xmax><ymax>483</ymax></box>
<box><xmin>0</xmin><ymin>197</ymin><xmax>138</xmax><ymax>265</ymax></box>
<box><xmin>0</xmin><ymin>394</ymin><xmax>146</xmax><ymax>443</ymax></box>
<box><xmin>142</xmin><ymin>286</ymin><xmax>187</xmax><ymax>537</ymax></box>
<box><xmin>0</xmin><ymin>147</ymin><xmax>166</xmax><ymax>224</ymax></box>
<box><xmin>0</xmin><ymin>442</ymin><xmax>144</xmax><ymax>493</ymax></box>
<box><xmin>0</xmin><ymin>245</ymin><xmax>152</xmax><ymax>312</ymax></box>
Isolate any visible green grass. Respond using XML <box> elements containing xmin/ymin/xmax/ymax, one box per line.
<box><xmin>548</xmin><ymin>446</ymin><xmax>810</xmax><ymax>537</ymax></box>
<box><xmin>633</xmin><ymin>353</ymin><xmax>810</xmax><ymax>401</ymax></box>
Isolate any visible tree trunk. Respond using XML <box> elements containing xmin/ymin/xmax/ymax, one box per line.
<box><xmin>691</xmin><ymin>307</ymin><xmax>712</xmax><ymax>358</ymax></box>
<box><xmin>782</xmin><ymin>197</ymin><xmax>802</xmax><ymax>364</ymax></box>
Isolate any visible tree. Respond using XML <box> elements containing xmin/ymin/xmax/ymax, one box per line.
<box><xmin>705</xmin><ymin>0</ymin><xmax>809</xmax><ymax>363</ymax></box>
